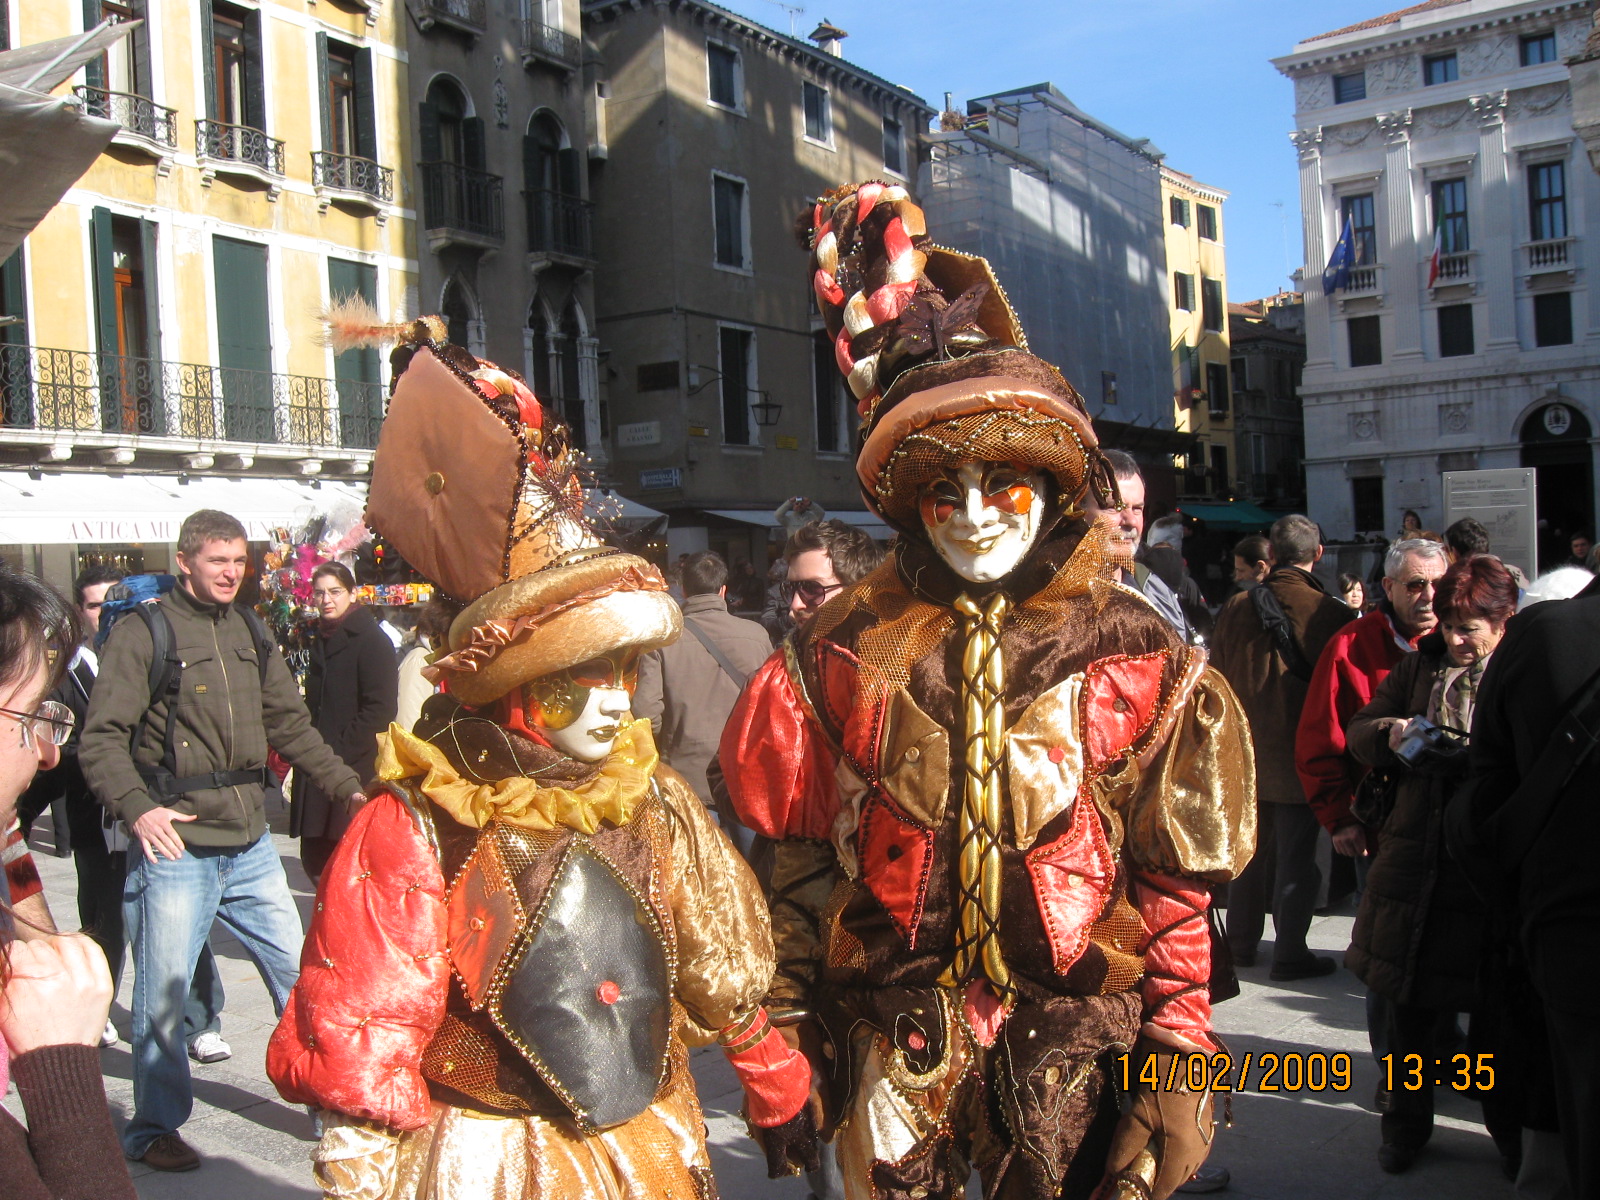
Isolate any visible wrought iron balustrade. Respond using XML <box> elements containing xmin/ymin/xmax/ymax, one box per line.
<box><xmin>312</xmin><ymin>151</ymin><xmax>394</xmax><ymax>202</ymax></box>
<box><xmin>195</xmin><ymin>119</ymin><xmax>285</xmax><ymax>176</ymax></box>
<box><xmin>520</xmin><ymin>19</ymin><xmax>580</xmax><ymax>67</ymax></box>
<box><xmin>0</xmin><ymin>344</ymin><xmax>382</xmax><ymax>450</ymax></box>
<box><xmin>73</xmin><ymin>86</ymin><xmax>177</xmax><ymax>148</ymax></box>
<box><xmin>421</xmin><ymin>161</ymin><xmax>504</xmax><ymax>240</ymax></box>
<box><xmin>525</xmin><ymin>189</ymin><xmax>594</xmax><ymax>259</ymax></box>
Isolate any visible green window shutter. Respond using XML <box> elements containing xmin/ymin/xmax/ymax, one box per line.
<box><xmin>316</xmin><ymin>32</ymin><xmax>331</xmax><ymax>151</ymax></box>
<box><xmin>328</xmin><ymin>257</ymin><xmax>379</xmax><ymax>447</ymax></box>
<box><xmin>462</xmin><ymin>116</ymin><xmax>485</xmax><ymax>172</ymax></box>
<box><xmin>558</xmin><ymin>146</ymin><xmax>580</xmax><ymax>197</ymax></box>
<box><xmin>0</xmin><ymin>247</ymin><xmax>26</xmax><ymax>347</ymax></box>
<box><xmin>139</xmin><ymin>218</ymin><xmax>161</xmax><ymax>366</ymax></box>
<box><xmin>82</xmin><ymin>0</ymin><xmax>105</xmax><ymax>90</ymax></box>
<box><xmin>213</xmin><ymin>236</ymin><xmax>270</xmax><ymax>373</ymax></box>
<box><xmin>418</xmin><ymin>102</ymin><xmax>441</xmax><ymax>162</ymax></box>
<box><xmin>241</xmin><ymin>9</ymin><xmax>265</xmax><ymax>131</ymax></box>
<box><xmin>89</xmin><ymin>207</ymin><xmax>118</xmax><ymax>358</ymax></box>
<box><xmin>200</xmin><ymin>0</ymin><xmax>216</xmax><ymax>119</ymax></box>
<box><xmin>354</xmin><ymin>47</ymin><xmax>377</xmax><ymax>161</ymax></box>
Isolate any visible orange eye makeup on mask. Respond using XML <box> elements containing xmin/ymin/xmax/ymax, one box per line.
<box><xmin>919</xmin><ymin>468</ymin><xmax>1037</xmax><ymax>527</ymax></box>
<box><xmin>567</xmin><ymin>653</ymin><xmax>640</xmax><ymax>694</ymax></box>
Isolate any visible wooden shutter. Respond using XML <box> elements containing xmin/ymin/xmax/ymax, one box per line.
<box><xmin>213</xmin><ymin>236</ymin><xmax>271</xmax><ymax>373</ymax></box>
<box><xmin>200</xmin><ymin>0</ymin><xmax>217</xmax><ymax>120</ymax></box>
<box><xmin>139</xmin><ymin>218</ymin><xmax>161</xmax><ymax>367</ymax></box>
<box><xmin>0</xmin><ymin>248</ymin><xmax>26</xmax><ymax>347</ymax></box>
<box><xmin>462</xmin><ymin>116</ymin><xmax>485</xmax><ymax>172</ymax></box>
<box><xmin>316</xmin><ymin>32</ymin><xmax>331</xmax><ymax>151</ymax></box>
<box><xmin>241</xmin><ymin>8</ymin><xmax>265</xmax><ymax>131</ymax></box>
<box><xmin>82</xmin><ymin>0</ymin><xmax>105</xmax><ymax>90</ymax></box>
<box><xmin>354</xmin><ymin>47</ymin><xmax>377</xmax><ymax>160</ymax></box>
<box><xmin>89</xmin><ymin>208</ymin><xmax>118</xmax><ymax>358</ymax></box>
<box><xmin>419</xmin><ymin>102</ymin><xmax>441</xmax><ymax>163</ymax></box>
<box><xmin>558</xmin><ymin>146</ymin><xmax>580</xmax><ymax>196</ymax></box>
<box><xmin>130</xmin><ymin>0</ymin><xmax>152</xmax><ymax>98</ymax></box>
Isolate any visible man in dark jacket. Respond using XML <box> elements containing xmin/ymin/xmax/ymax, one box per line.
<box><xmin>1461</xmin><ymin>573</ymin><xmax>1600</xmax><ymax>1198</ymax></box>
<box><xmin>1211</xmin><ymin>514</ymin><xmax>1356</xmax><ymax>978</ymax></box>
<box><xmin>80</xmin><ymin>510</ymin><xmax>366</xmax><ymax>1173</ymax></box>
<box><xmin>634</xmin><ymin>551</ymin><xmax>771</xmax><ymax>850</ymax></box>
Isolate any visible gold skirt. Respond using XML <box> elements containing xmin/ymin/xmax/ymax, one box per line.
<box><xmin>314</xmin><ymin>1061</ymin><xmax>713</xmax><ymax>1200</ymax></box>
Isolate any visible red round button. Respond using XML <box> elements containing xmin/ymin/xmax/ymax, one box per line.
<box><xmin>1047</xmin><ymin>746</ymin><xmax>1066</xmax><ymax>764</ymax></box>
<box><xmin>906</xmin><ymin>1031</ymin><xmax>927</xmax><ymax>1051</ymax></box>
<box><xmin>596</xmin><ymin>980</ymin><xmax>622</xmax><ymax>1005</ymax></box>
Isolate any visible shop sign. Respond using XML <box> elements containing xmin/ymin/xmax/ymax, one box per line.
<box><xmin>639</xmin><ymin>468</ymin><xmax>682</xmax><ymax>490</ymax></box>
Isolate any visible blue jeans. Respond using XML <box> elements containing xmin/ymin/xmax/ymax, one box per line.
<box><xmin>121</xmin><ymin>831</ymin><xmax>303</xmax><ymax>1157</ymax></box>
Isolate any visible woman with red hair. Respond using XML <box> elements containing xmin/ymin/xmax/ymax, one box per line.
<box><xmin>1346</xmin><ymin>555</ymin><xmax>1518</xmax><ymax>1176</ymax></box>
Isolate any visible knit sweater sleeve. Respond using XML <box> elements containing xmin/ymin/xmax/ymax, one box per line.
<box><xmin>1</xmin><ymin>1044</ymin><xmax>137</xmax><ymax>1200</ymax></box>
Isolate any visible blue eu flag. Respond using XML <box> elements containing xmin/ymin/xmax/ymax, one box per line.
<box><xmin>1322</xmin><ymin>215</ymin><xmax>1354</xmax><ymax>295</ymax></box>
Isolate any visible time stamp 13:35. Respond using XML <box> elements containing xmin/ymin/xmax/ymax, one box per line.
<box><xmin>1113</xmin><ymin>1052</ymin><xmax>1495</xmax><ymax>1092</ymax></box>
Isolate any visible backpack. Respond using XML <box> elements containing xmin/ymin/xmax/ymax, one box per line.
<box><xmin>99</xmin><ymin>574</ymin><xmax>277</xmax><ymax>799</ymax></box>
<box><xmin>1250</xmin><ymin>582</ymin><xmax>1315</xmax><ymax>682</ymax></box>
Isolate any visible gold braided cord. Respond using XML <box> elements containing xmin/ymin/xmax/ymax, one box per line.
<box><xmin>940</xmin><ymin>591</ymin><xmax>1014</xmax><ymax>1004</ymax></box>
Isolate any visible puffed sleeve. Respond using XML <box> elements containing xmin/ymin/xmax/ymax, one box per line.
<box><xmin>267</xmin><ymin>790</ymin><xmax>449</xmax><ymax>1130</ymax></box>
<box><xmin>719</xmin><ymin>651</ymin><xmax>839</xmax><ymax>840</ymax></box>
<box><xmin>658</xmin><ymin>769</ymin><xmax>776</xmax><ymax>1044</ymax></box>
<box><xmin>1120</xmin><ymin>663</ymin><xmax>1257</xmax><ymax>882</ymax></box>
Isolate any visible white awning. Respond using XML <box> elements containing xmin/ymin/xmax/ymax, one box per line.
<box><xmin>0</xmin><ymin>470</ymin><xmax>369</xmax><ymax>545</ymax></box>
<box><xmin>584</xmin><ymin>488</ymin><xmax>664</xmax><ymax>524</ymax></box>
<box><xmin>704</xmin><ymin>508</ymin><xmax>893</xmax><ymax>542</ymax></box>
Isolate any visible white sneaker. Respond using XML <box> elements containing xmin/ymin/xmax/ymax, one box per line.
<box><xmin>100</xmin><ymin>1020</ymin><xmax>119</xmax><ymax>1048</ymax></box>
<box><xmin>188</xmin><ymin>1031</ymin><xmax>232</xmax><ymax>1064</ymax></box>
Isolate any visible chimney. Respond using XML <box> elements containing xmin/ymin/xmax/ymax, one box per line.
<box><xmin>808</xmin><ymin>20</ymin><xmax>848</xmax><ymax>56</ymax></box>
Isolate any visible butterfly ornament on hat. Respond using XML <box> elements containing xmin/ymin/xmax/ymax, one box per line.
<box><xmin>719</xmin><ymin>182</ymin><xmax>1258</xmax><ymax>1200</ymax></box>
<box><xmin>266</xmin><ymin>312</ymin><xmax>810</xmax><ymax>1199</ymax></box>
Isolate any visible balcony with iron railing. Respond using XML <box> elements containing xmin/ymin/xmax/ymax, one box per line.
<box><xmin>421</xmin><ymin>161</ymin><xmax>504</xmax><ymax>251</ymax></box>
<box><xmin>195</xmin><ymin>119</ymin><xmax>286</xmax><ymax>194</ymax></box>
<box><xmin>73</xmin><ymin>86</ymin><xmax>177</xmax><ymax>151</ymax></box>
<box><xmin>311</xmin><ymin>150</ymin><xmax>394</xmax><ymax>211</ymax></box>
<box><xmin>411</xmin><ymin>0</ymin><xmax>487</xmax><ymax>35</ymax></box>
<box><xmin>520</xmin><ymin>19</ymin><xmax>581</xmax><ymax>70</ymax></box>
<box><xmin>0</xmin><ymin>345</ymin><xmax>383</xmax><ymax>452</ymax></box>
<box><xmin>525</xmin><ymin>189</ymin><xmax>595</xmax><ymax>263</ymax></box>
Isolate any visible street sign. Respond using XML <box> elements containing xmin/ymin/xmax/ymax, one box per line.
<box><xmin>639</xmin><ymin>467</ymin><xmax>682</xmax><ymax>490</ymax></box>
<box><xmin>615</xmin><ymin>420</ymin><xmax>661</xmax><ymax>447</ymax></box>
<box><xmin>1443</xmin><ymin>467</ymin><xmax>1536</xmax><ymax>579</ymax></box>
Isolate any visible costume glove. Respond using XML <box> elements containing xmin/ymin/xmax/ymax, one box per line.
<box><xmin>1098</xmin><ymin>1044</ymin><xmax>1215</xmax><ymax>1200</ymax></box>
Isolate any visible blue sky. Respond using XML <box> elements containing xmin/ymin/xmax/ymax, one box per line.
<box><xmin>713</xmin><ymin>0</ymin><xmax>1400</xmax><ymax>301</ymax></box>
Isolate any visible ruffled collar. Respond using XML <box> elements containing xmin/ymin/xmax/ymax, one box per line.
<box><xmin>374</xmin><ymin>716</ymin><xmax>659</xmax><ymax>834</ymax></box>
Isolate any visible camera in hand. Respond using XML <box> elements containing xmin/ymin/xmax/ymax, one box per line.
<box><xmin>1395</xmin><ymin>716</ymin><xmax>1468</xmax><ymax>771</ymax></box>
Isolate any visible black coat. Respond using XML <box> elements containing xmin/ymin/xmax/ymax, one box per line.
<box><xmin>1345</xmin><ymin>639</ymin><xmax>1484</xmax><ymax>1010</ymax></box>
<box><xmin>289</xmin><ymin>605</ymin><xmax>398</xmax><ymax>841</ymax></box>
<box><xmin>18</xmin><ymin>654</ymin><xmax>103</xmax><ymax>851</ymax></box>
<box><xmin>1462</xmin><ymin>575</ymin><xmax>1600</xmax><ymax>1014</ymax></box>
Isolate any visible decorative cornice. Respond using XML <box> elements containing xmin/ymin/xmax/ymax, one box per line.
<box><xmin>1469</xmin><ymin>90</ymin><xmax>1508</xmax><ymax>127</ymax></box>
<box><xmin>1376</xmin><ymin>108</ymin><xmax>1413</xmax><ymax>144</ymax></box>
<box><xmin>1290</xmin><ymin>126</ymin><xmax>1324</xmax><ymax>158</ymax></box>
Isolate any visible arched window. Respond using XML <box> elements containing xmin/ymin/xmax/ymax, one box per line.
<box><xmin>524</xmin><ymin>113</ymin><xmax>583</xmax><ymax>255</ymax></box>
<box><xmin>420</xmin><ymin>78</ymin><xmax>482</xmax><ymax>171</ymax></box>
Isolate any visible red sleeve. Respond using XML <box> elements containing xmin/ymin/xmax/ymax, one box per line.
<box><xmin>718</xmin><ymin>652</ymin><xmax>838</xmax><ymax>840</ymax></box>
<box><xmin>267</xmin><ymin>792</ymin><xmax>449</xmax><ymax>1130</ymax></box>
<box><xmin>1295</xmin><ymin>632</ymin><xmax>1362</xmax><ymax>831</ymax></box>
<box><xmin>3</xmin><ymin>825</ymin><xmax>42</xmax><ymax>906</ymax></box>
<box><xmin>1133</xmin><ymin>872</ymin><xmax>1215</xmax><ymax>1053</ymax></box>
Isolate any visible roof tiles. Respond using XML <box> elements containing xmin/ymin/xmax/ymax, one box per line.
<box><xmin>1306</xmin><ymin>0</ymin><xmax>1470</xmax><ymax>43</ymax></box>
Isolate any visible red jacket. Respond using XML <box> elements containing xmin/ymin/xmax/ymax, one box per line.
<box><xmin>1294</xmin><ymin>607</ymin><xmax>1423</xmax><ymax>832</ymax></box>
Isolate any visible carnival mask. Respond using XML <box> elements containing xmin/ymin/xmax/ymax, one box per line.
<box><xmin>525</xmin><ymin>651</ymin><xmax>639</xmax><ymax>762</ymax></box>
<box><xmin>919</xmin><ymin>461</ymin><xmax>1046</xmax><ymax>583</ymax></box>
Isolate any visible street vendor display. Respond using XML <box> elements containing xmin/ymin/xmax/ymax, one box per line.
<box><xmin>718</xmin><ymin>182</ymin><xmax>1257</xmax><ymax>1200</ymax></box>
<box><xmin>267</xmin><ymin>325</ymin><xmax>808</xmax><ymax>1199</ymax></box>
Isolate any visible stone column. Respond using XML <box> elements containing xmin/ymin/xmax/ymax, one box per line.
<box><xmin>578</xmin><ymin>333</ymin><xmax>606</xmax><ymax>466</ymax></box>
<box><xmin>1471</xmin><ymin>91</ymin><xmax>1518</xmax><ymax>351</ymax></box>
<box><xmin>1378</xmin><ymin>109</ymin><xmax>1423</xmax><ymax>361</ymax></box>
<box><xmin>1292</xmin><ymin>127</ymin><xmax>1333</xmax><ymax>370</ymax></box>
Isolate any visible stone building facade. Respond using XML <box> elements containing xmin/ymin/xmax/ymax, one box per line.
<box><xmin>1228</xmin><ymin>295</ymin><xmax>1308</xmax><ymax>509</ymax></box>
<box><xmin>1276</xmin><ymin>0</ymin><xmax>1599</xmax><ymax>565</ymax></box>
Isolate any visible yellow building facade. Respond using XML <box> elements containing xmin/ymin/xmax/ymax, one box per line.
<box><xmin>2</xmin><ymin>1</ymin><xmax>413</xmax><ymax>490</ymax></box>
<box><xmin>1160</xmin><ymin>166</ymin><xmax>1234</xmax><ymax>498</ymax></box>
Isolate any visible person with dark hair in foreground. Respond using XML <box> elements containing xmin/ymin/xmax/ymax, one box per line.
<box><xmin>0</xmin><ymin>561</ymin><xmax>137</xmax><ymax>1199</ymax></box>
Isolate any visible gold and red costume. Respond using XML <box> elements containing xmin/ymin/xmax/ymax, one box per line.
<box><xmin>268</xmin><ymin>333</ymin><xmax>805</xmax><ymax>1199</ymax></box>
<box><xmin>718</xmin><ymin>183</ymin><xmax>1256</xmax><ymax>1200</ymax></box>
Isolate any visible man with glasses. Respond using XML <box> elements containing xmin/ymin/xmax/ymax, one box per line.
<box><xmin>780</xmin><ymin>518</ymin><xmax>883</xmax><ymax>628</ymax></box>
<box><xmin>1295</xmin><ymin>538</ymin><xmax>1449</xmax><ymax>1102</ymax></box>
<box><xmin>80</xmin><ymin>510</ymin><xmax>367</xmax><ymax>1173</ymax></box>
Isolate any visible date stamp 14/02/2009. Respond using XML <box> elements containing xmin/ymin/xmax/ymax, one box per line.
<box><xmin>1113</xmin><ymin>1051</ymin><xmax>1497</xmax><ymax>1093</ymax></box>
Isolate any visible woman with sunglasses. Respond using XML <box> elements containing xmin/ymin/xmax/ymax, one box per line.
<box><xmin>0</xmin><ymin>561</ymin><xmax>136</xmax><ymax>1199</ymax></box>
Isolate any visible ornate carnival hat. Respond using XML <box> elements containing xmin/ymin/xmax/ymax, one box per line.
<box><xmin>359</xmin><ymin>320</ymin><xmax>679</xmax><ymax>708</ymax></box>
<box><xmin>804</xmin><ymin>181</ymin><xmax>1112</xmax><ymax>534</ymax></box>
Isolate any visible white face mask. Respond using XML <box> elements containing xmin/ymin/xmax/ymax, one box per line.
<box><xmin>919</xmin><ymin>462</ymin><xmax>1047</xmax><ymax>584</ymax></box>
<box><xmin>543</xmin><ymin>686</ymin><xmax>633</xmax><ymax>763</ymax></box>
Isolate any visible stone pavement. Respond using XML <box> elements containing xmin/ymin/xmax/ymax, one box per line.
<box><xmin>7</xmin><ymin>807</ymin><xmax>1514</xmax><ymax>1200</ymax></box>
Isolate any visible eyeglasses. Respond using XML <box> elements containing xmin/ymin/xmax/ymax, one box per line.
<box><xmin>311</xmin><ymin>588</ymin><xmax>348</xmax><ymax>601</ymax></box>
<box><xmin>0</xmin><ymin>700</ymin><xmax>75</xmax><ymax>749</ymax></box>
<box><xmin>781</xmin><ymin>579</ymin><xmax>844</xmax><ymax>608</ymax></box>
<box><xmin>1396</xmin><ymin>578</ymin><xmax>1437</xmax><ymax>596</ymax></box>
